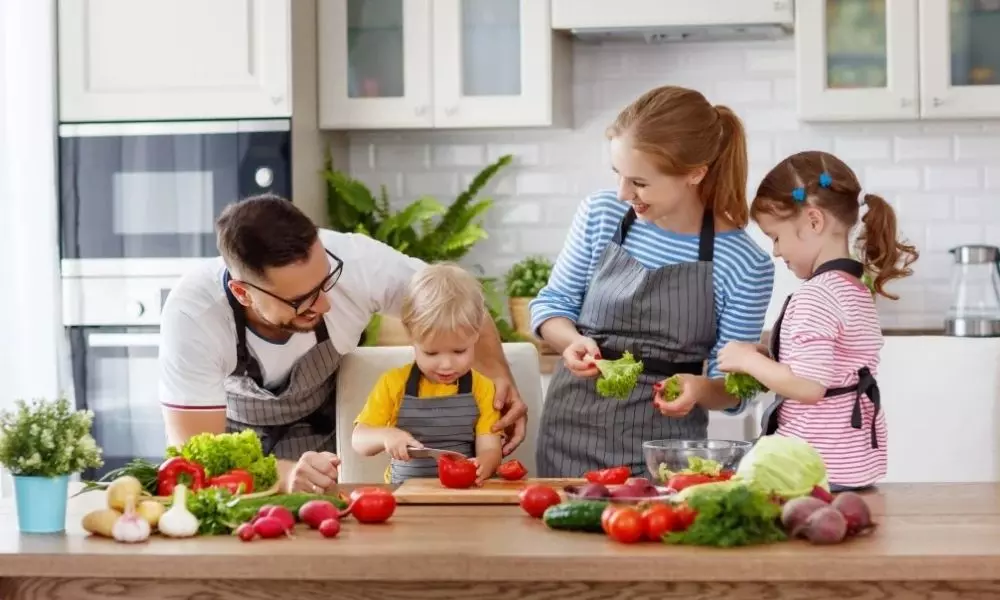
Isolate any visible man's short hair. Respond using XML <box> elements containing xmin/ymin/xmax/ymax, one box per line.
<box><xmin>215</xmin><ymin>193</ymin><xmax>318</xmax><ymax>280</ymax></box>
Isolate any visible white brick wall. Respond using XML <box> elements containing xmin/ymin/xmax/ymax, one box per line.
<box><xmin>338</xmin><ymin>38</ymin><xmax>1000</xmax><ymax>331</ymax></box>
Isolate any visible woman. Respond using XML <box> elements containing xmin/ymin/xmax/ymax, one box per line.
<box><xmin>530</xmin><ymin>86</ymin><xmax>776</xmax><ymax>478</ymax></box>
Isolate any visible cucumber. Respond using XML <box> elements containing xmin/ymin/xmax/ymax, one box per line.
<box><xmin>542</xmin><ymin>500</ymin><xmax>608</xmax><ymax>533</ymax></box>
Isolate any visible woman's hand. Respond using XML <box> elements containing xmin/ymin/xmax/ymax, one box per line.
<box><xmin>652</xmin><ymin>374</ymin><xmax>705</xmax><ymax>418</ymax></box>
<box><xmin>717</xmin><ymin>341</ymin><xmax>762</xmax><ymax>374</ymax></box>
<box><xmin>562</xmin><ymin>336</ymin><xmax>601</xmax><ymax>378</ymax></box>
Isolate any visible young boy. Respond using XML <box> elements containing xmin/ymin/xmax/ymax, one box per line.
<box><xmin>351</xmin><ymin>263</ymin><xmax>503</xmax><ymax>484</ymax></box>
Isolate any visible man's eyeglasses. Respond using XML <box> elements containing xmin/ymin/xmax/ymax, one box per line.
<box><xmin>241</xmin><ymin>249</ymin><xmax>344</xmax><ymax>315</ymax></box>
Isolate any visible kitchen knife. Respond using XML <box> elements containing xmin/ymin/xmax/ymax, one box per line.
<box><xmin>406</xmin><ymin>446</ymin><xmax>467</xmax><ymax>460</ymax></box>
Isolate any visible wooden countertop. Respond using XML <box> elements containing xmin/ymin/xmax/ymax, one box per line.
<box><xmin>1</xmin><ymin>482</ymin><xmax>1000</xmax><ymax>584</ymax></box>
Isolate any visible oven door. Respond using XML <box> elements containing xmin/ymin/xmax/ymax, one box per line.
<box><xmin>58</xmin><ymin>119</ymin><xmax>291</xmax><ymax>277</ymax></box>
<box><xmin>69</xmin><ymin>326</ymin><xmax>168</xmax><ymax>480</ymax></box>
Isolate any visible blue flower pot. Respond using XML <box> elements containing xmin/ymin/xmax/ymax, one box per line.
<box><xmin>13</xmin><ymin>474</ymin><xmax>69</xmax><ymax>533</ymax></box>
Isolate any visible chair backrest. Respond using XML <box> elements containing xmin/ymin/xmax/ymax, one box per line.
<box><xmin>335</xmin><ymin>342</ymin><xmax>543</xmax><ymax>483</ymax></box>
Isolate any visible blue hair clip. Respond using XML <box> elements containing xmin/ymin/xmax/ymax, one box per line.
<box><xmin>818</xmin><ymin>172</ymin><xmax>833</xmax><ymax>188</ymax></box>
<box><xmin>791</xmin><ymin>187</ymin><xmax>807</xmax><ymax>203</ymax></box>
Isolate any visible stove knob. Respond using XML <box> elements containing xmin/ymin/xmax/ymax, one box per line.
<box><xmin>255</xmin><ymin>166</ymin><xmax>274</xmax><ymax>188</ymax></box>
<box><xmin>130</xmin><ymin>301</ymin><xmax>146</xmax><ymax>318</ymax></box>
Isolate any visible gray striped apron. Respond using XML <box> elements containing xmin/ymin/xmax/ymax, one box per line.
<box><xmin>222</xmin><ymin>272</ymin><xmax>340</xmax><ymax>461</ymax></box>
<box><xmin>760</xmin><ymin>258</ymin><xmax>882</xmax><ymax>453</ymax></box>
<box><xmin>390</xmin><ymin>364</ymin><xmax>478</xmax><ymax>483</ymax></box>
<box><xmin>536</xmin><ymin>208</ymin><xmax>717</xmax><ymax>478</ymax></box>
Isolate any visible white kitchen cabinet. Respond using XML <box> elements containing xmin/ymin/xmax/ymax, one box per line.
<box><xmin>317</xmin><ymin>0</ymin><xmax>571</xmax><ymax>129</ymax></box>
<box><xmin>797</xmin><ymin>0</ymin><xmax>1000</xmax><ymax>121</ymax></box>
<box><xmin>57</xmin><ymin>0</ymin><xmax>292</xmax><ymax>122</ymax></box>
<box><xmin>919</xmin><ymin>0</ymin><xmax>1000</xmax><ymax>119</ymax></box>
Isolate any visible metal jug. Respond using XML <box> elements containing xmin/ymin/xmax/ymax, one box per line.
<box><xmin>945</xmin><ymin>244</ymin><xmax>1000</xmax><ymax>337</ymax></box>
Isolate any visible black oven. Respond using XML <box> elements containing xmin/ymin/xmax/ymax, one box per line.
<box><xmin>58</xmin><ymin>119</ymin><xmax>291</xmax><ymax>277</ymax></box>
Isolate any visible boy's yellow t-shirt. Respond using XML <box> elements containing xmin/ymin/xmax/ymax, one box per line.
<box><xmin>354</xmin><ymin>364</ymin><xmax>501</xmax><ymax>436</ymax></box>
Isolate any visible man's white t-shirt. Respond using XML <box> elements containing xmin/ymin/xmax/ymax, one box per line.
<box><xmin>158</xmin><ymin>229</ymin><xmax>425</xmax><ymax>410</ymax></box>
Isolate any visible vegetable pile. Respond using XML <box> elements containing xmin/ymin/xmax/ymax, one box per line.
<box><xmin>165</xmin><ymin>430</ymin><xmax>278</xmax><ymax>493</ymax></box>
<box><xmin>567</xmin><ymin>476</ymin><xmax>665</xmax><ymax>501</ymax></box>
<box><xmin>723</xmin><ymin>372</ymin><xmax>769</xmax><ymax>401</ymax></box>
<box><xmin>594</xmin><ymin>351</ymin><xmax>644</xmax><ymax>399</ymax></box>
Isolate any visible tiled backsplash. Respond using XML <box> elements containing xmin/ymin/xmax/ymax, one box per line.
<box><xmin>339</xmin><ymin>38</ymin><xmax>1000</xmax><ymax>330</ymax></box>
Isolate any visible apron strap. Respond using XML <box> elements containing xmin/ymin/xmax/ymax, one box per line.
<box><xmin>224</xmin><ymin>270</ymin><xmax>265</xmax><ymax>387</ymax></box>
<box><xmin>697</xmin><ymin>209</ymin><xmax>715</xmax><ymax>262</ymax></box>
<box><xmin>825</xmin><ymin>366</ymin><xmax>881</xmax><ymax>449</ymax></box>
<box><xmin>611</xmin><ymin>207</ymin><xmax>637</xmax><ymax>245</ymax></box>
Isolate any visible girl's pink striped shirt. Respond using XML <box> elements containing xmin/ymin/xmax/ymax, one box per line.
<box><xmin>775</xmin><ymin>271</ymin><xmax>887</xmax><ymax>487</ymax></box>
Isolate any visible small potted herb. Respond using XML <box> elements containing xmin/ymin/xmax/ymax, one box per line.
<box><xmin>504</xmin><ymin>256</ymin><xmax>554</xmax><ymax>351</ymax></box>
<box><xmin>0</xmin><ymin>397</ymin><xmax>103</xmax><ymax>533</ymax></box>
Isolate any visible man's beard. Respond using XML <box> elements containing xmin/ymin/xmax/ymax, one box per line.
<box><xmin>254</xmin><ymin>306</ymin><xmax>322</xmax><ymax>334</ymax></box>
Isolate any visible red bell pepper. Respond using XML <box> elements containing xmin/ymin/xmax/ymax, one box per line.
<box><xmin>207</xmin><ymin>468</ymin><xmax>255</xmax><ymax>495</ymax></box>
<box><xmin>584</xmin><ymin>465</ymin><xmax>631</xmax><ymax>485</ymax></box>
<box><xmin>666</xmin><ymin>470</ymin><xmax>734</xmax><ymax>492</ymax></box>
<box><xmin>437</xmin><ymin>454</ymin><xmax>478</xmax><ymax>489</ymax></box>
<box><xmin>156</xmin><ymin>457</ymin><xmax>206</xmax><ymax>496</ymax></box>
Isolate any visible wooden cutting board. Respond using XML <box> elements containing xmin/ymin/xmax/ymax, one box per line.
<box><xmin>393</xmin><ymin>477</ymin><xmax>586</xmax><ymax>505</ymax></box>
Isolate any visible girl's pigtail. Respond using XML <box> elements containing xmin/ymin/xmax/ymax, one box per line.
<box><xmin>857</xmin><ymin>193</ymin><xmax>919</xmax><ymax>299</ymax></box>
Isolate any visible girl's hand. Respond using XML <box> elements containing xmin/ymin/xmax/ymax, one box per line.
<box><xmin>384</xmin><ymin>429</ymin><xmax>421</xmax><ymax>461</ymax></box>
<box><xmin>562</xmin><ymin>336</ymin><xmax>601</xmax><ymax>378</ymax></box>
<box><xmin>717</xmin><ymin>341</ymin><xmax>760</xmax><ymax>373</ymax></box>
<box><xmin>653</xmin><ymin>374</ymin><xmax>700</xmax><ymax>417</ymax></box>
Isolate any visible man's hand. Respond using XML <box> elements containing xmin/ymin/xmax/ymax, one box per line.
<box><xmin>286</xmin><ymin>451</ymin><xmax>341</xmax><ymax>494</ymax></box>
<box><xmin>491</xmin><ymin>376</ymin><xmax>528</xmax><ymax>456</ymax></box>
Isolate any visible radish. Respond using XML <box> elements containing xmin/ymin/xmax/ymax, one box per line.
<box><xmin>832</xmin><ymin>492</ymin><xmax>875</xmax><ymax>535</ymax></box>
<box><xmin>253</xmin><ymin>516</ymin><xmax>289</xmax><ymax>539</ymax></box>
<box><xmin>299</xmin><ymin>500</ymin><xmax>339</xmax><ymax>530</ymax></box>
<box><xmin>235</xmin><ymin>523</ymin><xmax>255</xmax><ymax>542</ymax></box>
<box><xmin>319</xmin><ymin>518</ymin><xmax>341</xmax><ymax>538</ymax></box>
<box><xmin>257</xmin><ymin>506</ymin><xmax>295</xmax><ymax>532</ymax></box>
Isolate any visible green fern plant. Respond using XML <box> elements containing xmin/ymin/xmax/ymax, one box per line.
<box><xmin>323</xmin><ymin>152</ymin><xmax>517</xmax><ymax>343</ymax></box>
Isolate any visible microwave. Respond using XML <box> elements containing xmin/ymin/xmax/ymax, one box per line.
<box><xmin>57</xmin><ymin>119</ymin><xmax>292</xmax><ymax>279</ymax></box>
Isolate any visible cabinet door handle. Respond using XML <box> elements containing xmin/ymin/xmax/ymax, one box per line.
<box><xmin>414</xmin><ymin>105</ymin><xmax>428</xmax><ymax>116</ymax></box>
<box><xmin>271</xmin><ymin>95</ymin><xmax>284</xmax><ymax>105</ymax></box>
<box><xmin>932</xmin><ymin>97</ymin><xmax>945</xmax><ymax>107</ymax></box>
<box><xmin>773</xmin><ymin>1</ymin><xmax>789</xmax><ymax>10</ymax></box>
<box><xmin>900</xmin><ymin>98</ymin><xmax>913</xmax><ymax>107</ymax></box>
<box><xmin>445</xmin><ymin>106</ymin><xmax>458</xmax><ymax>116</ymax></box>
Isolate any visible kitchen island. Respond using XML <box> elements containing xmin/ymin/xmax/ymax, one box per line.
<box><xmin>1</xmin><ymin>483</ymin><xmax>999</xmax><ymax>599</ymax></box>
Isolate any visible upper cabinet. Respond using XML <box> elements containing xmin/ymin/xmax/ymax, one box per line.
<box><xmin>317</xmin><ymin>0</ymin><xmax>571</xmax><ymax>129</ymax></box>
<box><xmin>57</xmin><ymin>0</ymin><xmax>292</xmax><ymax>122</ymax></box>
<box><xmin>797</xmin><ymin>0</ymin><xmax>1000</xmax><ymax>121</ymax></box>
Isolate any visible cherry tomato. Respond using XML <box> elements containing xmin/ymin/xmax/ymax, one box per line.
<box><xmin>346</xmin><ymin>487</ymin><xmax>397</xmax><ymax>523</ymax></box>
<box><xmin>601</xmin><ymin>504</ymin><xmax>619</xmax><ymax>535</ymax></box>
<box><xmin>518</xmin><ymin>484</ymin><xmax>561</xmax><ymax>519</ymax></box>
<box><xmin>641</xmin><ymin>504</ymin><xmax>676</xmax><ymax>541</ymax></box>
<box><xmin>496</xmin><ymin>459</ymin><xmax>528</xmax><ymax>481</ymax></box>
<box><xmin>672</xmin><ymin>503</ymin><xmax>697</xmax><ymax>531</ymax></box>
<box><xmin>606</xmin><ymin>506</ymin><xmax>644</xmax><ymax>544</ymax></box>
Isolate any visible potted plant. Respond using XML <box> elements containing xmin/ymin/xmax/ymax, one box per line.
<box><xmin>324</xmin><ymin>152</ymin><xmax>515</xmax><ymax>345</ymax></box>
<box><xmin>504</xmin><ymin>255</ymin><xmax>554</xmax><ymax>352</ymax></box>
<box><xmin>0</xmin><ymin>396</ymin><xmax>103</xmax><ymax>533</ymax></box>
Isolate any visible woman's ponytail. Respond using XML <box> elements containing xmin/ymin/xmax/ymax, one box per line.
<box><xmin>701</xmin><ymin>105</ymin><xmax>749</xmax><ymax>228</ymax></box>
<box><xmin>857</xmin><ymin>193</ymin><xmax>919</xmax><ymax>299</ymax></box>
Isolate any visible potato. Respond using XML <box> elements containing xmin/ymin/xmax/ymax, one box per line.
<box><xmin>82</xmin><ymin>508</ymin><xmax>122</xmax><ymax>538</ymax></box>
<box><xmin>136</xmin><ymin>500</ymin><xmax>165</xmax><ymax>529</ymax></box>
<box><xmin>106</xmin><ymin>476</ymin><xmax>143</xmax><ymax>512</ymax></box>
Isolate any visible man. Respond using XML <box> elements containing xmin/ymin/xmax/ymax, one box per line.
<box><xmin>158</xmin><ymin>194</ymin><xmax>527</xmax><ymax>493</ymax></box>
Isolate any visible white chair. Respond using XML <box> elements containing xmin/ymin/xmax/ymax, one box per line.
<box><xmin>335</xmin><ymin>342</ymin><xmax>544</xmax><ymax>483</ymax></box>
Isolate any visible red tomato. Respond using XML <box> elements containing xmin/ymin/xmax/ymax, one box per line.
<box><xmin>496</xmin><ymin>459</ymin><xmax>528</xmax><ymax>481</ymax></box>
<box><xmin>641</xmin><ymin>504</ymin><xmax>676</xmax><ymax>541</ymax></box>
<box><xmin>583</xmin><ymin>465</ymin><xmax>631</xmax><ymax>485</ymax></box>
<box><xmin>518</xmin><ymin>484</ymin><xmax>561</xmax><ymax>519</ymax></box>
<box><xmin>437</xmin><ymin>454</ymin><xmax>478</xmax><ymax>489</ymax></box>
<box><xmin>600</xmin><ymin>504</ymin><xmax>619</xmax><ymax>535</ymax></box>
<box><xmin>606</xmin><ymin>506</ymin><xmax>644</xmax><ymax>544</ymax></box>
<box><xmin>672</xmin><ymin>503</ymin><xmax>697</xmax><ymax>531</ymax></box>
<box><xmin>346</xmin><ymin>487</ymin><xmax>396</xmax><ymax>524</ymax></box>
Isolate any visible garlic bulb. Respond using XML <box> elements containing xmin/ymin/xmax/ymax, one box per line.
<box><xmin>158</xmin><ymin>484</ymin><xmax>200</xmax><ymax>538</ymax></box>
<box><xmin>112</xmin><ymin>496</ymin><xmax>151</xmax><ymax>544</ymax></box>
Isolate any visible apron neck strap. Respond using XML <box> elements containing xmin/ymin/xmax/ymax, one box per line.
<box><xmin>404</xmin><ymin>363</ymin><xmax>474</xmax><ymax>397</ymax></box>
<box><xmin>612</xmin><ymin>207</ymin><xmax>716</xmax><ymax>263</ymax></box>
<box><xmin>811</xmin><ymin>257</ymin><xmax>864</xmax><ymax>280</ymax></box>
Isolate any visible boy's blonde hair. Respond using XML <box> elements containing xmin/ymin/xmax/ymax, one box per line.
<box><xmin>401</xmin><ymin>262</ymin><xmax>486</xmax><ymax>343</ymax></box>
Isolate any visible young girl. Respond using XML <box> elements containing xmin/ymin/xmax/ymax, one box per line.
<box><xmin>530</xmin><ymin>85</ymin><xmax>775</xmax><ymax>478</ymax></box>
<box><xmin>717</xmin><ymin>150</ymin><xmax>919</xmax><ymax>491</ymax></box>
<box><xmin>352</xmin><ymin>263</ymin><xmax>503</xmax><ymax>485</ymax></box>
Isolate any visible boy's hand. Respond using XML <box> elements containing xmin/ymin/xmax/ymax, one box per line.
<box><xmin>473</xmin><ymin>454</ymin><xmax>501</xmax><ymax>485</ymax></box>
<box><xmin>384</xmin><ymin>429</ymin><xmax>422</xmax><ymax>461</ymax></box>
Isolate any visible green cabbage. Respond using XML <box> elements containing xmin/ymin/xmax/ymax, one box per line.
<box><xmin>733</xmin><ymin>435</ymin><xmax>828</xmax><ymax>499</ymax></box>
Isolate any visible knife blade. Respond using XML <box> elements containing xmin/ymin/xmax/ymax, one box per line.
<box><xmin>406</xmin><ymin>446</ymin><xmax>467</xmax><ymax>460</ymax></box>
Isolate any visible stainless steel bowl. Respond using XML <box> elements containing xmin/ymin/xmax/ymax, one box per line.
<box><xmin>642</xmin><ymin>439</ymin><xmax>753</xmax><ymax>484</ymax></box>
